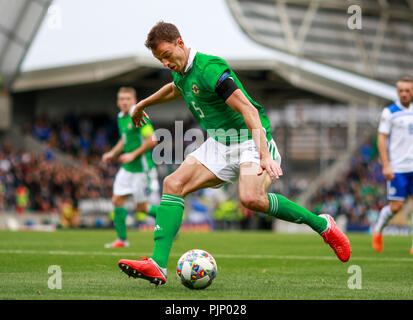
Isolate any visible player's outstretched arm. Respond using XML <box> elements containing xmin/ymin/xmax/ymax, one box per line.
<box><xmin>377</xmin><ymin>132</ymin><xmax>394</xmax><ymax>180</ymax></box>
<box><xmin>225</xmin><ymin>89</ymin><xmax>283</xmax><ymax>180</ymax></box>
<box><xmin>118</xmin><ymin>133</ymin><xmax>157</xmax><ymax>164</ymax></box>
<box><xmin>131</xmin><ymin>82</ymin><xmax>181</xmax><ymax>127</ymax></box>
<box><xmin>102</xmin><ymin>138</ymin><xmax>124</xmax><ymax>162</ymax></box>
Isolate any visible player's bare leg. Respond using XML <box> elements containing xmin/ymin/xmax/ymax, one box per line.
<box><xmin>118</xmin><ymin>156</ymin><xmax>223</xmax><ymax>284</ymax></box>
<box><xmin>161</xmin><ymin>156</ymin><xmax>224</xmax><ymax>197</ymax></box>
<box><xmin>238</xmin><ymin>162</ymin><xmax>351</xmax><ymax>262</ymax></box>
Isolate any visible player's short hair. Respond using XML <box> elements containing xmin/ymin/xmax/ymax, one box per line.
<box><xmin>145</xmin><ymin>21</ymin><xmax>181</xmax><ymax>50</ymax></box>
<box><xmin>396</xmin><ymin>77</ymin><xmax>413</xmax><ymax>86</ymax></box>
<box><xmin>117</xmin><ymin>87</ymin><xmax>136</xmax><ymax>98</ymax></box>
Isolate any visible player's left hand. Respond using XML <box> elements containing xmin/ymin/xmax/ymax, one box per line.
<box><xmin>118</xmin><ymin>152</ymin><xmax>136</xmax><ymax>164</ymax></box>
<box><xmin>131</xmin><ymin>103</ymin><xmax>149</xmax><ymax>128</ymax></box>
<box><xmin>258</xmin><ymin>156</ymin><xmax>283</xmax><ymax>180</ymax></box>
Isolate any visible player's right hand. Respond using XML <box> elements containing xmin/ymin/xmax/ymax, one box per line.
<box><xmin>102</xmin><ymin>152</ymin><xmax>114</xmax><ymax>163</ymax></box>
<box><xmin>258</xmin><ymin>155</ymin><xmax>283</xmax><ymax>180</ymax></box>
<box><xmin>131</xmin><ymin>103</ymin><xmax>149</xmax><ymax>128</ymax></box>
<box><xmin>382</xmin><ymin>164</ymin><xmax>394</xmax><ymax>181</ymax></box>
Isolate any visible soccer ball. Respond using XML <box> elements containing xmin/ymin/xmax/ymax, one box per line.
<box><xmin>176</xmin><ymin>249</ymin><xmax>217</xmax><ymax>290</ymax></box>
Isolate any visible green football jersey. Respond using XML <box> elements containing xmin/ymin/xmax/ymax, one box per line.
<box><xmin>171</xmin><ymin>51</ymin><xmax>272</xmax><ymax>145</ymax></box>
<box><xmin>117</xmin><ymin>111</ymin><xmax>155</xmax><ymax>173</ymax></box>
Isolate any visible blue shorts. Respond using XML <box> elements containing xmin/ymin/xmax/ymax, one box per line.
<box><xmin>387</xmin><ymin>172</ymin><xmax>413</xmax><ymax>201</ymax></box>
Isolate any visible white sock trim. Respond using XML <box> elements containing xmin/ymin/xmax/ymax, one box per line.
<box><xmin>318</xmin><ymin>214</ymin><xmax>331</xmax><ymax>234</ymax></box>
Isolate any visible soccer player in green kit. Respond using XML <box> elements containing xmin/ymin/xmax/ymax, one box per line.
<box><xmin>118</xmin><ymin>22</ymin><xmax>351</xmax><ymax>284</ymax></box>
<box><xmin>102</xmin><ymin>87</ymin><xmax>159</xmax><ymax>248</ymax></box>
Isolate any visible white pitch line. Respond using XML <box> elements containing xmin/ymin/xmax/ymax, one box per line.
<box><xmin>0</xmin><ymin>249</ymin><xmax>412</xmax><ymax>262</ymax></box>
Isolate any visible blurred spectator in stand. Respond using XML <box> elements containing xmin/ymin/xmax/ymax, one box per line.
<box><xmin>15</xmin><ymin>184</ymin><xmax>29</xmax><ymax>214</ymax></box>
<box><xmin>93</xmin><ymin>127</ymin><xmax>109</xmax><ymax>154</ymax></box>
<box><xmin>77</xmin><ymin>130</ymin><xmax>92</xmax><ymax>156</ymax></box>
<box><xmin>239</xmin><ymin>204</ymin><xmax>254</xmax><ymax>230</ymax></box>
<box><xmin>59</xmin><ymin>123</ymin><xmax>75</xmax><ymax>154</ymax></box>
<box><xmin>59</xmin><ymin>196</ymin><xmax>80</xmax><ymax>228</ymax></box>
<box><xmin>0</xmin><ymin>177</ymin><xmax>5</xmax><ymax>211</ymax></box>
<box><xmin>32</xmin><ymin>114</ymin><xmax>52</xmax><ymax>141</ymax></box>
<box><xmin>0</xmin><ymin>151</ymin><xmax>11</xmax><ymax>172</ymax></box>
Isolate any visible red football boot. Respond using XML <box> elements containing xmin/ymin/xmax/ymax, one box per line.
<box><xmin>118</xmin><ymin>257</ymin><xmax>167</xmax><ymax>285</ymax></box>
<box><xmin>320</xmin><ymin>214</ymin><xmax>351</xmax><ymax>262</ymax></box>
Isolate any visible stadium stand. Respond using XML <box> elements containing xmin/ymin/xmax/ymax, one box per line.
<box><xmin>308</xmin><ymin>135</ymin><xmax>385</xmax><ymax>228</ymax></box>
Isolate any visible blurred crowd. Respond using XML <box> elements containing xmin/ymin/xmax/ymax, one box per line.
<box><xmin>0</xmin><ymin>139</ymin><xmax>116</xmax><ymax>216</ymax></box>
<box><xmin>308</xmin><ymin>136</ymin><xmax>386</xmax><ymax>227</ymax></box>
<box><xmin>0</xmin><ymin>113</ymin><xmax>197</xmax><ymax>216</ymax></box>
<box><xmin>0</xmin><ymin>112</ymin><xmax>388</xmax><ymax>229</ymax></box>
<box><xmin>28</xmin><ymin>113</ymin><xmax>117</xmax><ymax>157</ymax></box>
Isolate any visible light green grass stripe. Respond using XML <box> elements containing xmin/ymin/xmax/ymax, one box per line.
<box><xmin>0</xmin><ymin>249</ymin><xmax>412</xmax><ymax>262</ymax></box>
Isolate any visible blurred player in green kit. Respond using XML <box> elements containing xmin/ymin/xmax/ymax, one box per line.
<box><xmin>118</xmin><ymin>22</ymin><xmax>351</xmax><ymax>284</ymax></box>
<box><xmin>102</xmin><ymin>87</ymin><xmax>159</xmax><ymax>248</ymax></box>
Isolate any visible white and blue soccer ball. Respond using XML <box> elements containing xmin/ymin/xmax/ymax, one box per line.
<box><xmin>176</xmin><ymin>249</ymin><xmax>217</xmax><ymax>290</ymax></box>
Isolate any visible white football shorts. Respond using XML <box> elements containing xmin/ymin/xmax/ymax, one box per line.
<box><xmin>187</xmin><ymin>137</ymin><xmax>281</xmax><ymax>184</ymax></box>
<box><xmin>113</xmin><ymin>167</ymin><xmax>159</xmax><ymax>203</ymax></box>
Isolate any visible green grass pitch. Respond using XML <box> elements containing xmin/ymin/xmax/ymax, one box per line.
<box><xmin>0</xmin><ymin>229</ymin><xmax>412</xmax><ymax>300</ymax></box>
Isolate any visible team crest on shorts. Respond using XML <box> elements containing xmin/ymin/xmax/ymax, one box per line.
<box><xmin>192</xmin><ymin>83</ymin><xmax>200</xmax><ymax>96</ymax></box>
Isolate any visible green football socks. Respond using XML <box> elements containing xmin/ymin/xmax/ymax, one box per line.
<box><xmin>149</xmin><ymin>193</ymin><xmax>327</xmax><ymax>269</ymax></box>
<box><xmin>114</xmin><ymin>207</ymin><xmax>128</xmax><ymax>240</ymax></box>
<box><xmin>267</xmin><ymin>193</ymin><xmax>327</xmax><ymax>234</ymax></box>
<box><xmin>151</xmin><ymin>194</ymin><xmax>185</xmax><ymax>268</ymax></box>
<box><xmin>147</xmin><ymin>204</ymin><xmax>159</xmax><ymax>218</ymax></box>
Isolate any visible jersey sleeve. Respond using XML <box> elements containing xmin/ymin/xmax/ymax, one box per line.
<box><xmin>201</xmin><ymin>59</ymin><xmax>231</xmax><ymax>92</ymax></box>
<box><xmin>378</xmin><ymin>108</ymin><xmax>391</xmax><ymax>135</ymax></box>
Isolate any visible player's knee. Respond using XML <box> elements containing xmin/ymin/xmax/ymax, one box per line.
<box><xmin>390</xmin><ymin>201</ymin><xmax>404</xmax><ymax>214</ymax></box>
<box><xmin>163</xmin><ymin>175</ymin><xmax>184</xmax><ymax>197</ymax></box>
<box><xmin>239</xmin><ymin>191</ymin><xmax>266</xmax><ymax>212</ymax></box>
<box><xmin>112</xmin><ymin>195</ymin><xmax>124</xmax><ymax>207</ymax></box>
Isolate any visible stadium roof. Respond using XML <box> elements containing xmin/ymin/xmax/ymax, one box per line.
<box><xmin>13</xmin><ymin>52</ymin><xmax>396</xmax><ymax>105</ymax></box>
<box><xmin>226</xmin><ymin>0</ymin><xmax>413</xmax><ymax>84</ymax></box>
<box><xmin>0</xmin><ymin>0</ymin><xmax>52</xmax><ymax>89</ymax></box>
<box><xmin>11</xmin><ymin>0</ymin><xmax>398</xmax><ymax>105</ymax></box>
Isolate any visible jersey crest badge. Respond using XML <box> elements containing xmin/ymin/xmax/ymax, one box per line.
<box><xmin>127</xmin><ymin>123</ymin><xmax>133</xmax><ymax>130</ymax></box>
<box><xmin>192</xmin><ymin>83</ymin><xmax>200</xmax><ymax>96</ymax></box>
